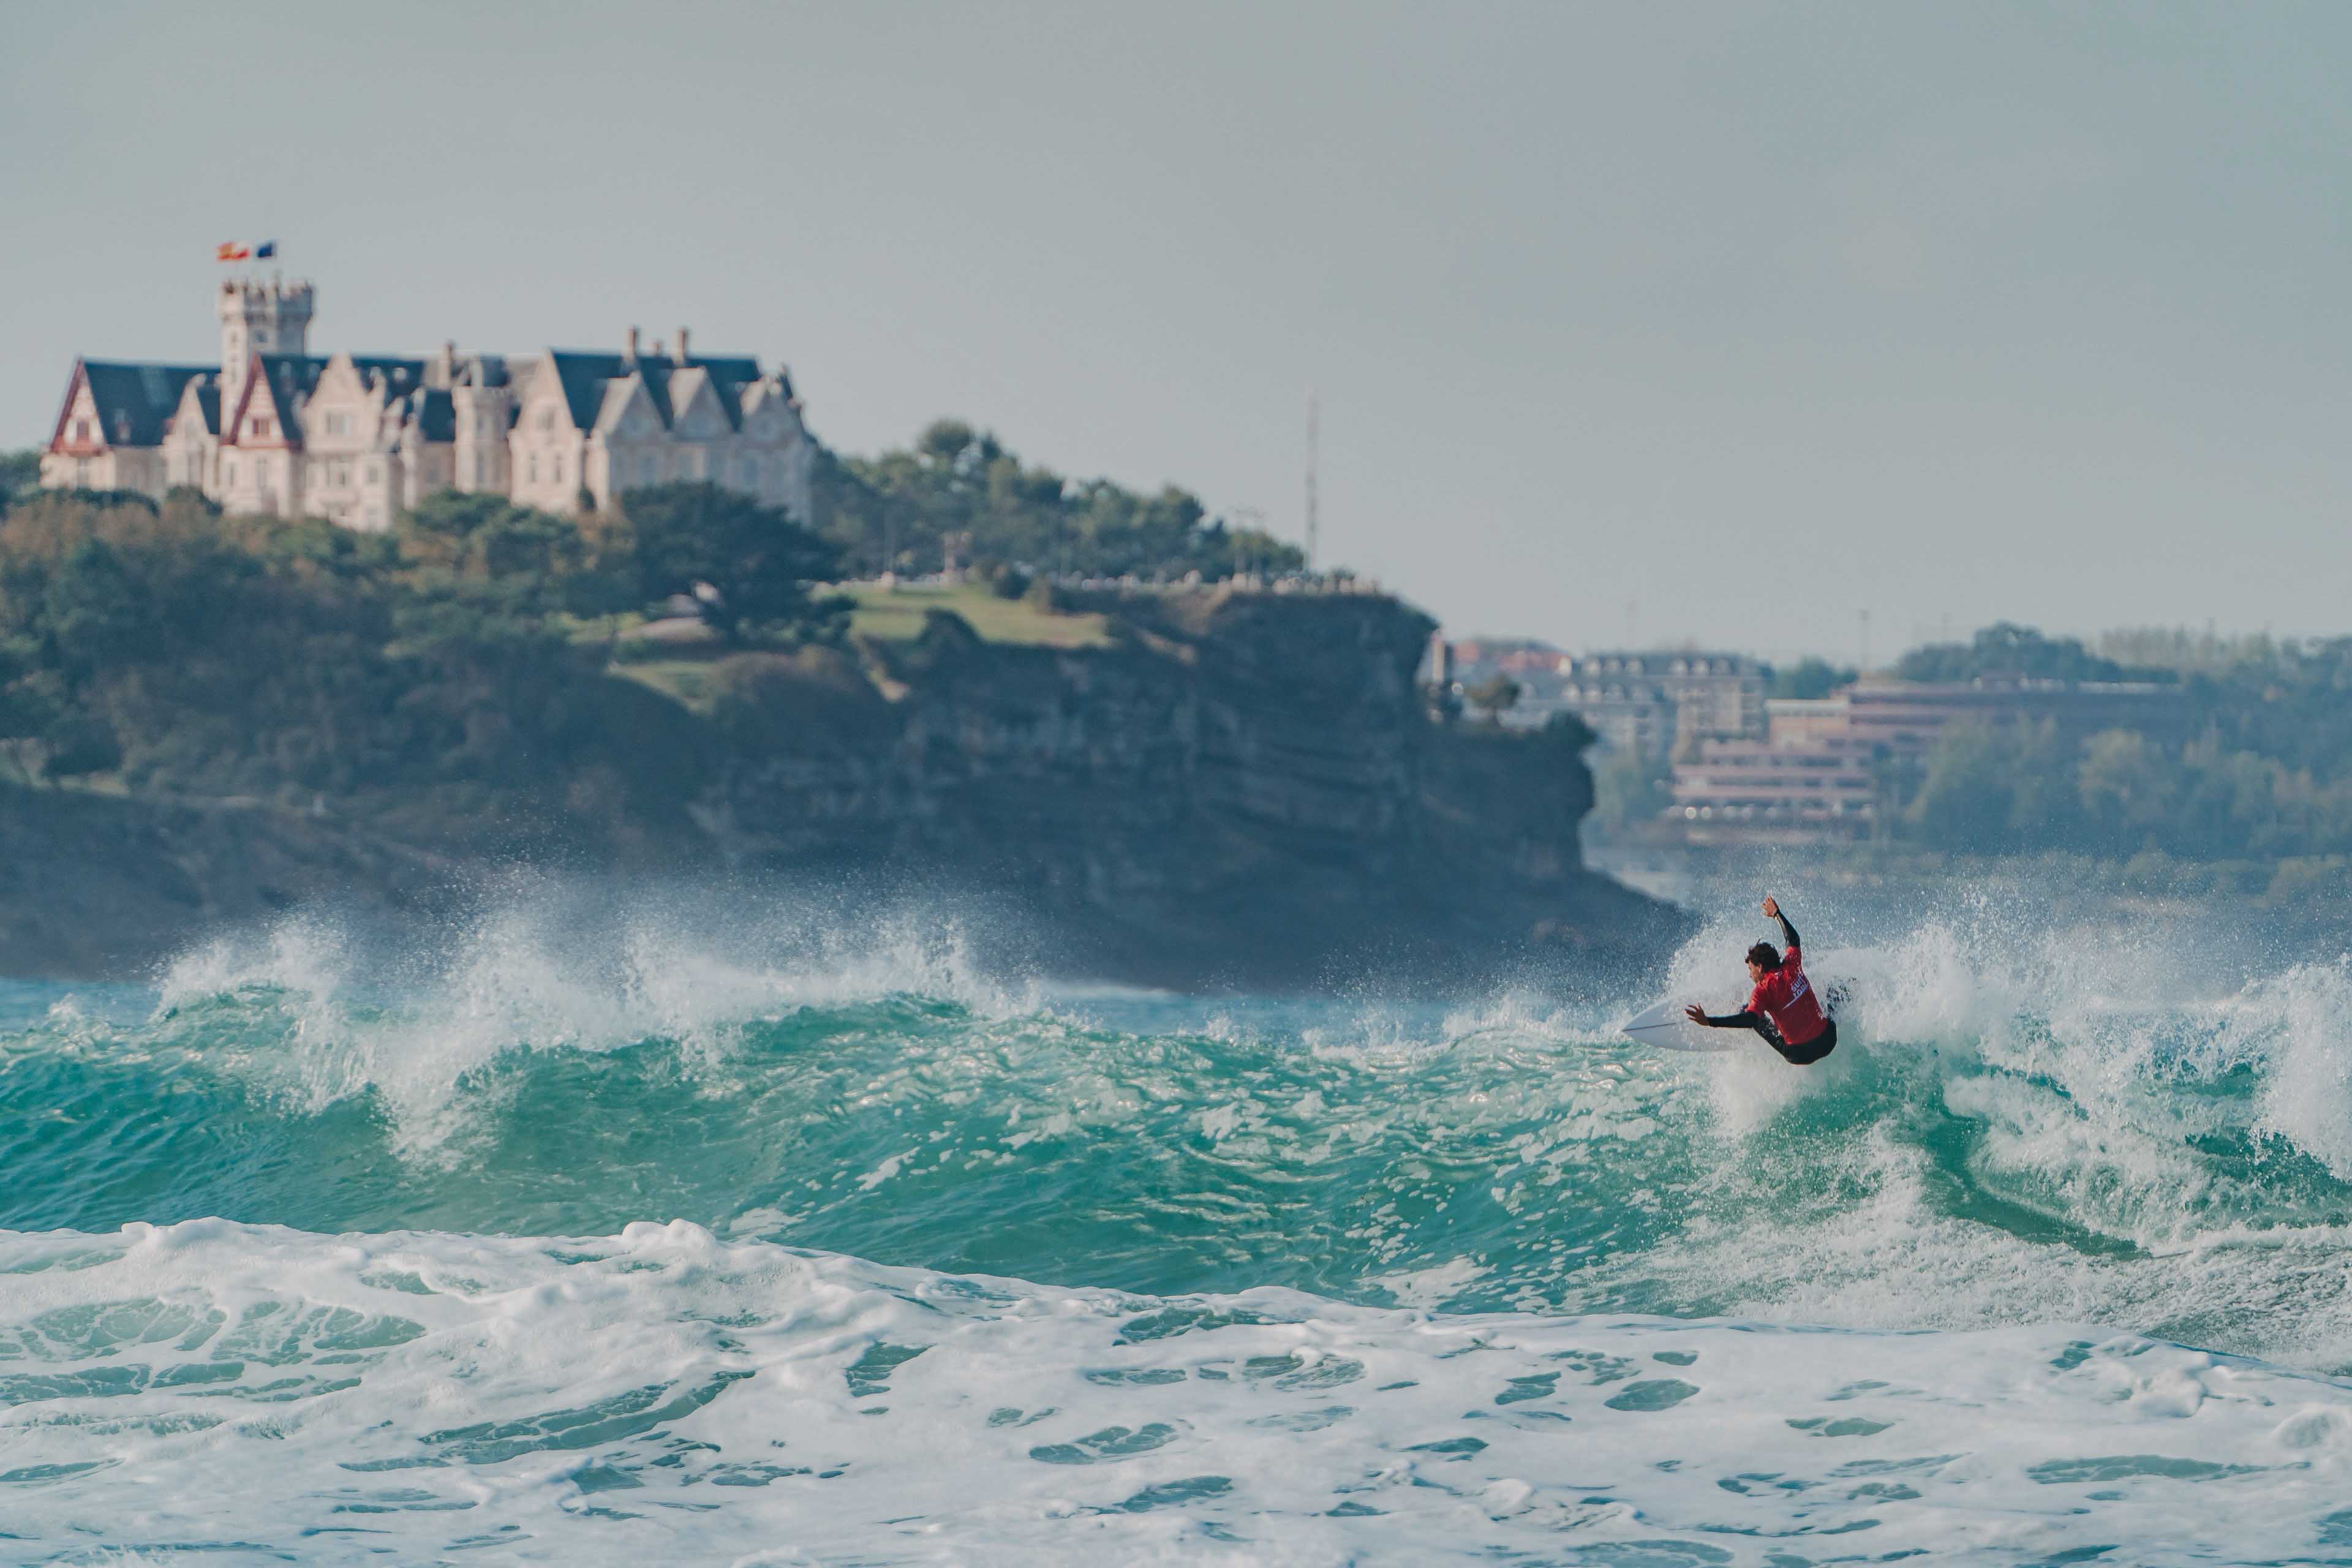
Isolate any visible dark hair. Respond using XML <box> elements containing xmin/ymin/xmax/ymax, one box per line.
<box><xmin>1746</xmin><ymin>942</ymin><xmax>1782</xmax><ymax>971</ymax></box>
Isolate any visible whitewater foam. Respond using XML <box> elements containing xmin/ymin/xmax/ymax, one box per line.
<box><xmin>8</xmin><ymin>881</ymin><xmax>2352</xmax><ymax>1558</ymax></box>
<box><xmin>3</xmin><ymin>1219</ymin><xmax>2350</xmax><ymax>1566</ymax></box>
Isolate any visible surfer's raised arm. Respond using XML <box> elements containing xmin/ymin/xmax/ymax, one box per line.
<box><xmin>1763</xmin><ymin>895</ymin><xmax>1798</xmax><ymax>958</ymax></box>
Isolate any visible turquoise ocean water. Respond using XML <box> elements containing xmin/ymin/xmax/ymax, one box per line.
<box><xmin>2</xmin><ymin>889</ymin><xmax>2351</xmax><ymax>1564</ymax></box>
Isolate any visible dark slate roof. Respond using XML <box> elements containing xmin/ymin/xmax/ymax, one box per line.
<box><xmin>348</xmin><ymin>356</ymin><xmax>428</xmax><ymax>393</ymax></box>
<box><xmin>243</xmin><ymin>353</ymin><xmax>428</xmax><ymax>444</ymax></box>
<box><xmin>547</xmin><ymin>353</ymin><xmax>625</xmax><ymax>429</ymax></box>
<box><xmin>247</xmin><ymin>355</ymin><xmax>320</xmax><ymax>442</ymax></box>
<box><xmin>545</xmin><ymin>351</ymin><xmax>764</xmax><ymax>431</ymax></box>
<box><xmin>413</xmin><ymin>388</ymin><xmax>454</xmax><ymax>443</ymax></box>
<box><xmin>78</xmin><ymin>361</ymin><xmax>212</xmax><ymax>447</ymax></box>
<box><xmin>251</xmin><ymin>354</ymin><xmax>426</xmax><ymax>398</ymax></box>
<box><xmin>186</xmin><ymin>383</ymin><xmax>221</xmax><ymax>438</ymax></box>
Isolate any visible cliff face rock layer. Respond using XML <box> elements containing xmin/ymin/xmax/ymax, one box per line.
<box><xmin>698</xmin><ymin>589</ymin><xmax>1686</xmax><ymax>991</ymax></box>
<box><xmin>0</xmin><ymin>588</ymin><xmax>1685</xmax><ymax>992</ymax></box>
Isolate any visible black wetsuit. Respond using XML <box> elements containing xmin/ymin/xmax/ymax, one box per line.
<box><xmin>1702</xmin><ymin>909</ymin><xmax>1839</xmax><ymax>1066</ymax></box>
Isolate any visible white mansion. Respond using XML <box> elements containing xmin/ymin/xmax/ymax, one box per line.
<box><xmin>39</xmin><ymin>277</ymin><xmax>816</xmax><ymax>529</ymax></box>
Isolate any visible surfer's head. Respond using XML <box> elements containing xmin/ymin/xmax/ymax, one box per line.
<box><xmin>1746</xmin><ymin>942</ymin><xmax>1782</xmax><ymax>978</ymax></box>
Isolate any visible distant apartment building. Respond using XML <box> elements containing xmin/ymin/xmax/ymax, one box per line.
<box><xmin>1557</xmin><ymin>673</ymin><xmax>1675</xmax><ymax>755</ymax></box>
<box><xmin>1559</xmin><ymin>651</ymin><xmax>1770</xmax><ymax>757</ymax></box>
<box><xmin>1833</xmin><ymin>679</ymin><xmax>2185</xmax><ymax>756</ymax></box>
<box><xmin>1439</xmin><ymin>643</ymin><xmax>1772</xmax><ymax>753</ymax></box>
<box><xmin>1668</xmin><ymin>677</ymin><xmax>2188</xmax><ymax>840</ymax></box>
<box><xmin>1672</xmin><ymin>739</ymin><xmax>1880</xmax><ymax>832</ymax></box>
<box><xmin>40</xmin><ymin>275</ymin><xmax>815</xmax><ymax>530</ymax></box>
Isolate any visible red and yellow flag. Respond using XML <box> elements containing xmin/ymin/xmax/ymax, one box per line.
<box><xmin>216</xmin><ymin>242</ymin><xmax>249</xmax><ymax>262</ymax></box>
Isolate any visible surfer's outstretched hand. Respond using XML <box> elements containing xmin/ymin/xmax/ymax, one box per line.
<box><xmin>1683</xmin><ymin>1004</ymin><xmax>1708</xmax><ymax>1025</ymax></box>
<box><xmin>1762</xmin><ymin>895</ymin><xmax>1779</xmax><ymax>919</ymax></box>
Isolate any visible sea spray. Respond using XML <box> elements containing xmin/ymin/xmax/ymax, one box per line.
<box><xmin>6</xmin><ymin>880</ymin><xmax>2352</xmax><ymax>1559</ymax></box>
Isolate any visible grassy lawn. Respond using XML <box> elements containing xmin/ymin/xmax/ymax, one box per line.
<box><xmin>840</xmin><ymin>581</ymin><xmax>1112</xmax><ymax>648</ymax></box>
<box><xmin>606</xmin><ymin>582</ymin><xmax>1114</xmax><ymax>714</ymax></box>
<box><xmin>559</xmin><ymin>611</ymin><xmax>647</xmax><ymax>644</ymax></box>
<box><xmin>610</xmin><ymin>658</ymin><xmax>728</xmax><ymax>714</ymax></box>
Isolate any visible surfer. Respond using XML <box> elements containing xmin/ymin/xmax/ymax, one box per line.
<box><xmin>1683</xmin><ymin>896</ymin><xmax>1837</xmax><ymax>1065</ymax></box>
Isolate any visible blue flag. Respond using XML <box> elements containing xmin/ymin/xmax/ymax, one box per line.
<box><xmin>254</xmin><ymin>241</ymin><xmax>277</xmax><ymax>259</ymax></box>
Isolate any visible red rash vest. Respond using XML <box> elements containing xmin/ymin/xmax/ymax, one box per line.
<box><xmin>1748</xmin><ymin>944</ymin><xmax>1829</xmax><ymax>1048</ymax></box>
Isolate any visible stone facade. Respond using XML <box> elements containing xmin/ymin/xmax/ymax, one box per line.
<box><xmin>42</xmin><ymin>279</ymin><xmax>815</xmax><ymax>530</ymax></box>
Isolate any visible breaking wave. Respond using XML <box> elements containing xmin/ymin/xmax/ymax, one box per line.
<box><xmin>4</xmin><ymin>884</ymin><xmax>2352</xmax><ymax>1561</ymax></box>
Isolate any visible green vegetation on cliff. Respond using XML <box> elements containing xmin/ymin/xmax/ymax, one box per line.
<box><xmin>0</xmin><ymin>450</ymin><xmax>37</xmax><ymax>509</ymax></box>
<box><xmin>814</xmin><ymin>420</ymin><xmax>1305</xmax><ymax>580</ymax></box>
<box><xmin>0</xmin><ymin>473</ymin><xmax>1667</xmax><ymax>992</ymax></box>
<box><xmin>0</xmin><ymin>482</ymin><xmax>846</xmax><ymax>851</ymax></box>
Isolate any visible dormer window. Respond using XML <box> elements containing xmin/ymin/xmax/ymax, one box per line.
<box><xmin>537</xmin><ymin>409</ymin><xmax>556</xmax><ymax>432</ymax></box>
<box><xmin>72</xmin><ymin>418</ymin><xmax>90</xmax><ymax>443</ymax></box>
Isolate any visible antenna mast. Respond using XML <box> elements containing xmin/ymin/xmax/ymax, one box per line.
<box><xmin>1305</xmin><ymin>392</ymin><xmax>1319</xmax><ymax>572</ymax></box>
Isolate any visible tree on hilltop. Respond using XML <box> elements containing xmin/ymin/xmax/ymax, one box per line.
<box><xmin>1896</xmin><ymin>622</ymin><xmax>2170</xmax><ymax>685</ymax></box>
<box><xmin>1770</xmin><ymin>657</ymin><xmax>1855</xmax><ymax>699</ymax></box>
<box><xmin>817</xmin><ymin>420</ymin><xmax>1306</xmax><ymax>581</ymax></box>
<box><xmin>1464</xmin><ymin>673</ymin><xmax>1521</xmax><ymax>723</ymax></box>
<box><xmin>617</xmin><ymin>481</ymin><xmax>848</xmax><ymax>643</ymax></box>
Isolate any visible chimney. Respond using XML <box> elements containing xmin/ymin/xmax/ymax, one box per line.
<box><xmin>674</xmin><ymin>327</ymin><xmax>690</xmax><ymax>364</ymax></box>
<box><xmin>624</xmin><ymin>325</ymin><xmax>640</xmax><ymax>366</ymax></box>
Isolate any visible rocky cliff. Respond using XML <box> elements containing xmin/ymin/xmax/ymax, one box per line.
<box><xmin>695</xmin><ymin>587</ymin><xmax>1685</xmax><ymax>990</ymax></box>
<box><xmin>0</xmin><ymin>587</ymin><xmax>1685</xmax><ymax>992</ymax></box>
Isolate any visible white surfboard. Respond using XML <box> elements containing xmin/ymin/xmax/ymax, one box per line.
<box><xmin>1620</xmin><ymin>998</ymin><xmax>1752</xmax><ymax>1053</ymax></box>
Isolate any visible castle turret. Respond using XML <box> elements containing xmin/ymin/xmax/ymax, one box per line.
<box><xmin>217</xmin><ymin>277</ymin><xmax>314</xmax><ymax>411</ymax></box>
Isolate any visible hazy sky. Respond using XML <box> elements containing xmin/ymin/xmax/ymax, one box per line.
<box><xmin>7</xmin><ymin>2</ymin><xmax>2351</xmax><ymax>659</ymax></box>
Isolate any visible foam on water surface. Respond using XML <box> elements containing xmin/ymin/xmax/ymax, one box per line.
<box><xmin>3</xmin><ymin>1219</ymin><xmax>2350</xmax><ymax>1566</ymax></box>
